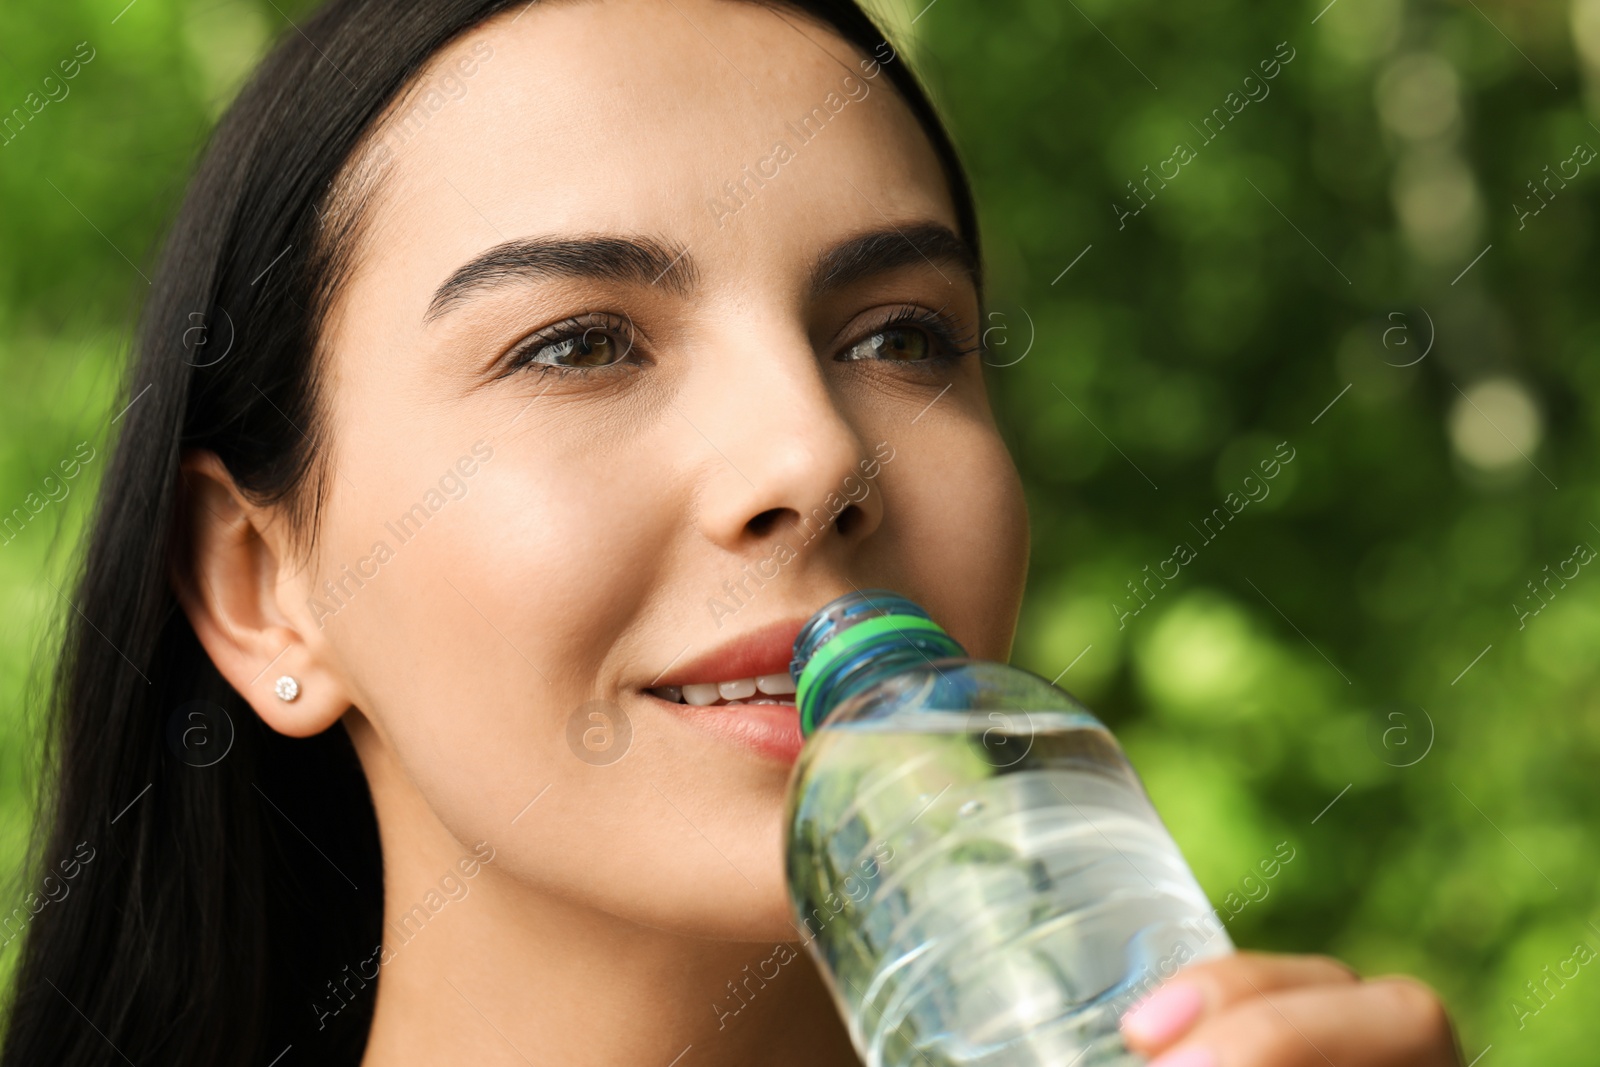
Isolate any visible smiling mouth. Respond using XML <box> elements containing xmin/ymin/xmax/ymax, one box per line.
<box><xmin>645</xmin><ymin>673</ymin><xmax>797</xmax><ymax>707</ymax></box>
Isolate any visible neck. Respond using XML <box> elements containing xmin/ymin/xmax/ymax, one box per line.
<box><xmin>345</xmin><ymin>713</ymin><xmax>859</xmax><ymax>1067</ymax></box>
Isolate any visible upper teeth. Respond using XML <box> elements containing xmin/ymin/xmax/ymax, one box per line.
<box><xmin>653</xmin><ymin>673</ymin><xmax>796</xmax><ymax>706</ymax></box>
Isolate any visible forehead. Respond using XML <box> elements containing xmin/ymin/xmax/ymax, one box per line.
<box><xmin>342</xmin><ymin>0</ymin><xmax>957</xmax><ymax>303</ymax></box>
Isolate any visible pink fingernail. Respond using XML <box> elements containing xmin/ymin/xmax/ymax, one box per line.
<box><xmin>1121</xmin><ymin>981</ymin><xmax>1205</xmax><ymax>1046</ymax></box>
<box><xmin>1148</xmin><ymin>1048</ymin><xmax>1216</xmax><ymax>1067</ymax></box>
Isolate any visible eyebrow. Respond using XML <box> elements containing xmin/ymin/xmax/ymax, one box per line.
<box><xmin>809</xmin><ymin>222</ymin><xmax>981</xmax><ymax>296</ymax></box>
<box><xmin>423</xmin><ymin>221</ymin><xmax>979</xmax><ymax>323</ymax></box>
<box><xmin>424</xmin><ymin>235</ymin><xmax>698</xmax><ymax>322</ymax></box>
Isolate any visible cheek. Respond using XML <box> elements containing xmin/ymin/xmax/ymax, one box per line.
<box><xmin>325</xmin><ymin>438</ymin><xmax>666</xmax><ymax>788</ymax></box>
<box><xmin>315</xmin><ymin>428</ymin><xmax>794</xmax><ymax>938</ymax></box>
<box><xmin>878</xmin><ymin>422</ymin><xmax>1028</xmax><ymax>661</ymax></box>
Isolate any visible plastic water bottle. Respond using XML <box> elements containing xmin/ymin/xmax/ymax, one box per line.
<box><xmin>784</xmin><ymin>591</ymin><xmax>1233</xmax><ymax>1067</ymax></box>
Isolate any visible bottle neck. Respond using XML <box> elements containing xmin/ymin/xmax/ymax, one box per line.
<box><xmin>794</xmin><ymin>611</ymin><xmax>966</xmax><ymax>736</ymax></box>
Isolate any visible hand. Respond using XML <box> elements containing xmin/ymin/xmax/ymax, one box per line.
<box><xmin>1118</xmin><ymin>951</ymin><xmax>1461</xmax><ymax>1066</ymax></box>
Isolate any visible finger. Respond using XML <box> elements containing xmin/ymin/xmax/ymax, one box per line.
<box><xmin>1145</xmin><ymin>975</ymin><xmax>1460</xmax><ymax>1067</ymax></box>
<box><xmin>1121</xmin><ymin>951</ymin><xmax>1358</xmax><ymax>1054</ymax></box>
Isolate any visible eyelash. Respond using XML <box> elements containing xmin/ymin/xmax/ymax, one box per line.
<box><xmin>501</xmin><ymin>305</ymin><xmax>979</xmax><ymax>380</ymax></box>
<box><xmin>837</xmin><ymin>305</ymin><xmax>980</xmax><ymax>366</ymax></box>
<box><xmin>502</xmin><ymin>312</ymin><xmax>640</xmax><ymax>379</ymax></box>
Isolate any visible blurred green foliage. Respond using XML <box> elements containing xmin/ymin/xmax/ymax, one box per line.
<box><xmin>1</xmin><ymin>0</ymin><xmax>1597</xmax><ymax>1058</ymax></box>
<box><xmin>915</xmin><ymin>0</ymin><xmax>1600</xmax><ymax>1059</ymax></box>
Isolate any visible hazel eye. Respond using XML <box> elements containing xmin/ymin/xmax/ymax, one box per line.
<box><xmin>508</xmin><ymin>313</ymin><xmax>636</xmax><ymax>373</ymax></box>
<box><xmin>840</xmin><ymin>325</ymin><xmax>933</xmax><ymax>363</ymax></box>
<box><xmin>527</xmin><ymin>327</ymin><xmax>626</xmax><ymax>368</ymax></box>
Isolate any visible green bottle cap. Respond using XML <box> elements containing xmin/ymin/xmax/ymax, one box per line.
<box><xmin>791</xmin><ymin>592</ymin><xmax>965</xmax><ymax>736</ymax></box>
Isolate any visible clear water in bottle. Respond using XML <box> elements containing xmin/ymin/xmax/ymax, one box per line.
<box><xmin>785</xmin><ymin>593</ymin><xmax>1232</xmax><ymax>1067</ymax></box>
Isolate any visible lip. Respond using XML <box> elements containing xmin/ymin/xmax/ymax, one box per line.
<box><xmin>643</xmin><ymin>617</ymin><xmax>810</xmax><ymax>765</ymax></box>
<box><xmin>648</xmin><ymin>617</ymin><xmax>808</xmax><ymax>689</ymax></box>
<box><xmin>645</xmin><ymin>690</ymin><xmax>804</xmax><ymax>764</ymax></box>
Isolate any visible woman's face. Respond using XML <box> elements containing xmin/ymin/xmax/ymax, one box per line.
<box><xmin>288</xmin><ymin>0</ymin><xmax>1027</xmax><ymax>940</ymax></box>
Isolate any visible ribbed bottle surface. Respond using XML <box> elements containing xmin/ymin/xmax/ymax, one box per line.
<box><xmin>785</xmin><ymin>594</ymin><xmax>1232</xmax><ymax>1067</ymax></box>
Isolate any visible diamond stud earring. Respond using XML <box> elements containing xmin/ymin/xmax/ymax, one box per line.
<box><xmin>274</xmin><ymin>675</ymin><xmax>300</xmax><ymax>702</ymax></box>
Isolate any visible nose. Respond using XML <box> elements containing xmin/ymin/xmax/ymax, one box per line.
<box><xmin>689</xmin><ymin>327</ymin><xmax>884</xmax><ymax>557</ymax></box>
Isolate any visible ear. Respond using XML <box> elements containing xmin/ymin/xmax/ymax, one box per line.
<box><xmin>172</xmin><ymin>450</ymin><xmax>352</xmax><ymax>737</ymax></box>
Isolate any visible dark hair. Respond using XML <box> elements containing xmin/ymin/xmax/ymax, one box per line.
<box><xmin>0</xmin><ymin>1</ymin><xmax>979</xmax><ymax>1062</ymax></box>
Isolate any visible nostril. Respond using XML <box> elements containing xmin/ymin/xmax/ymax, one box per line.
<box><xmin>746</xmin><ymin>507</ymin><xmax>794</xmax><ymax>539</ymax></box>
<box><xmin>743</xmin><ymin>504</ymin><xmax>866</xmax><ymax>541</ymax></box>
